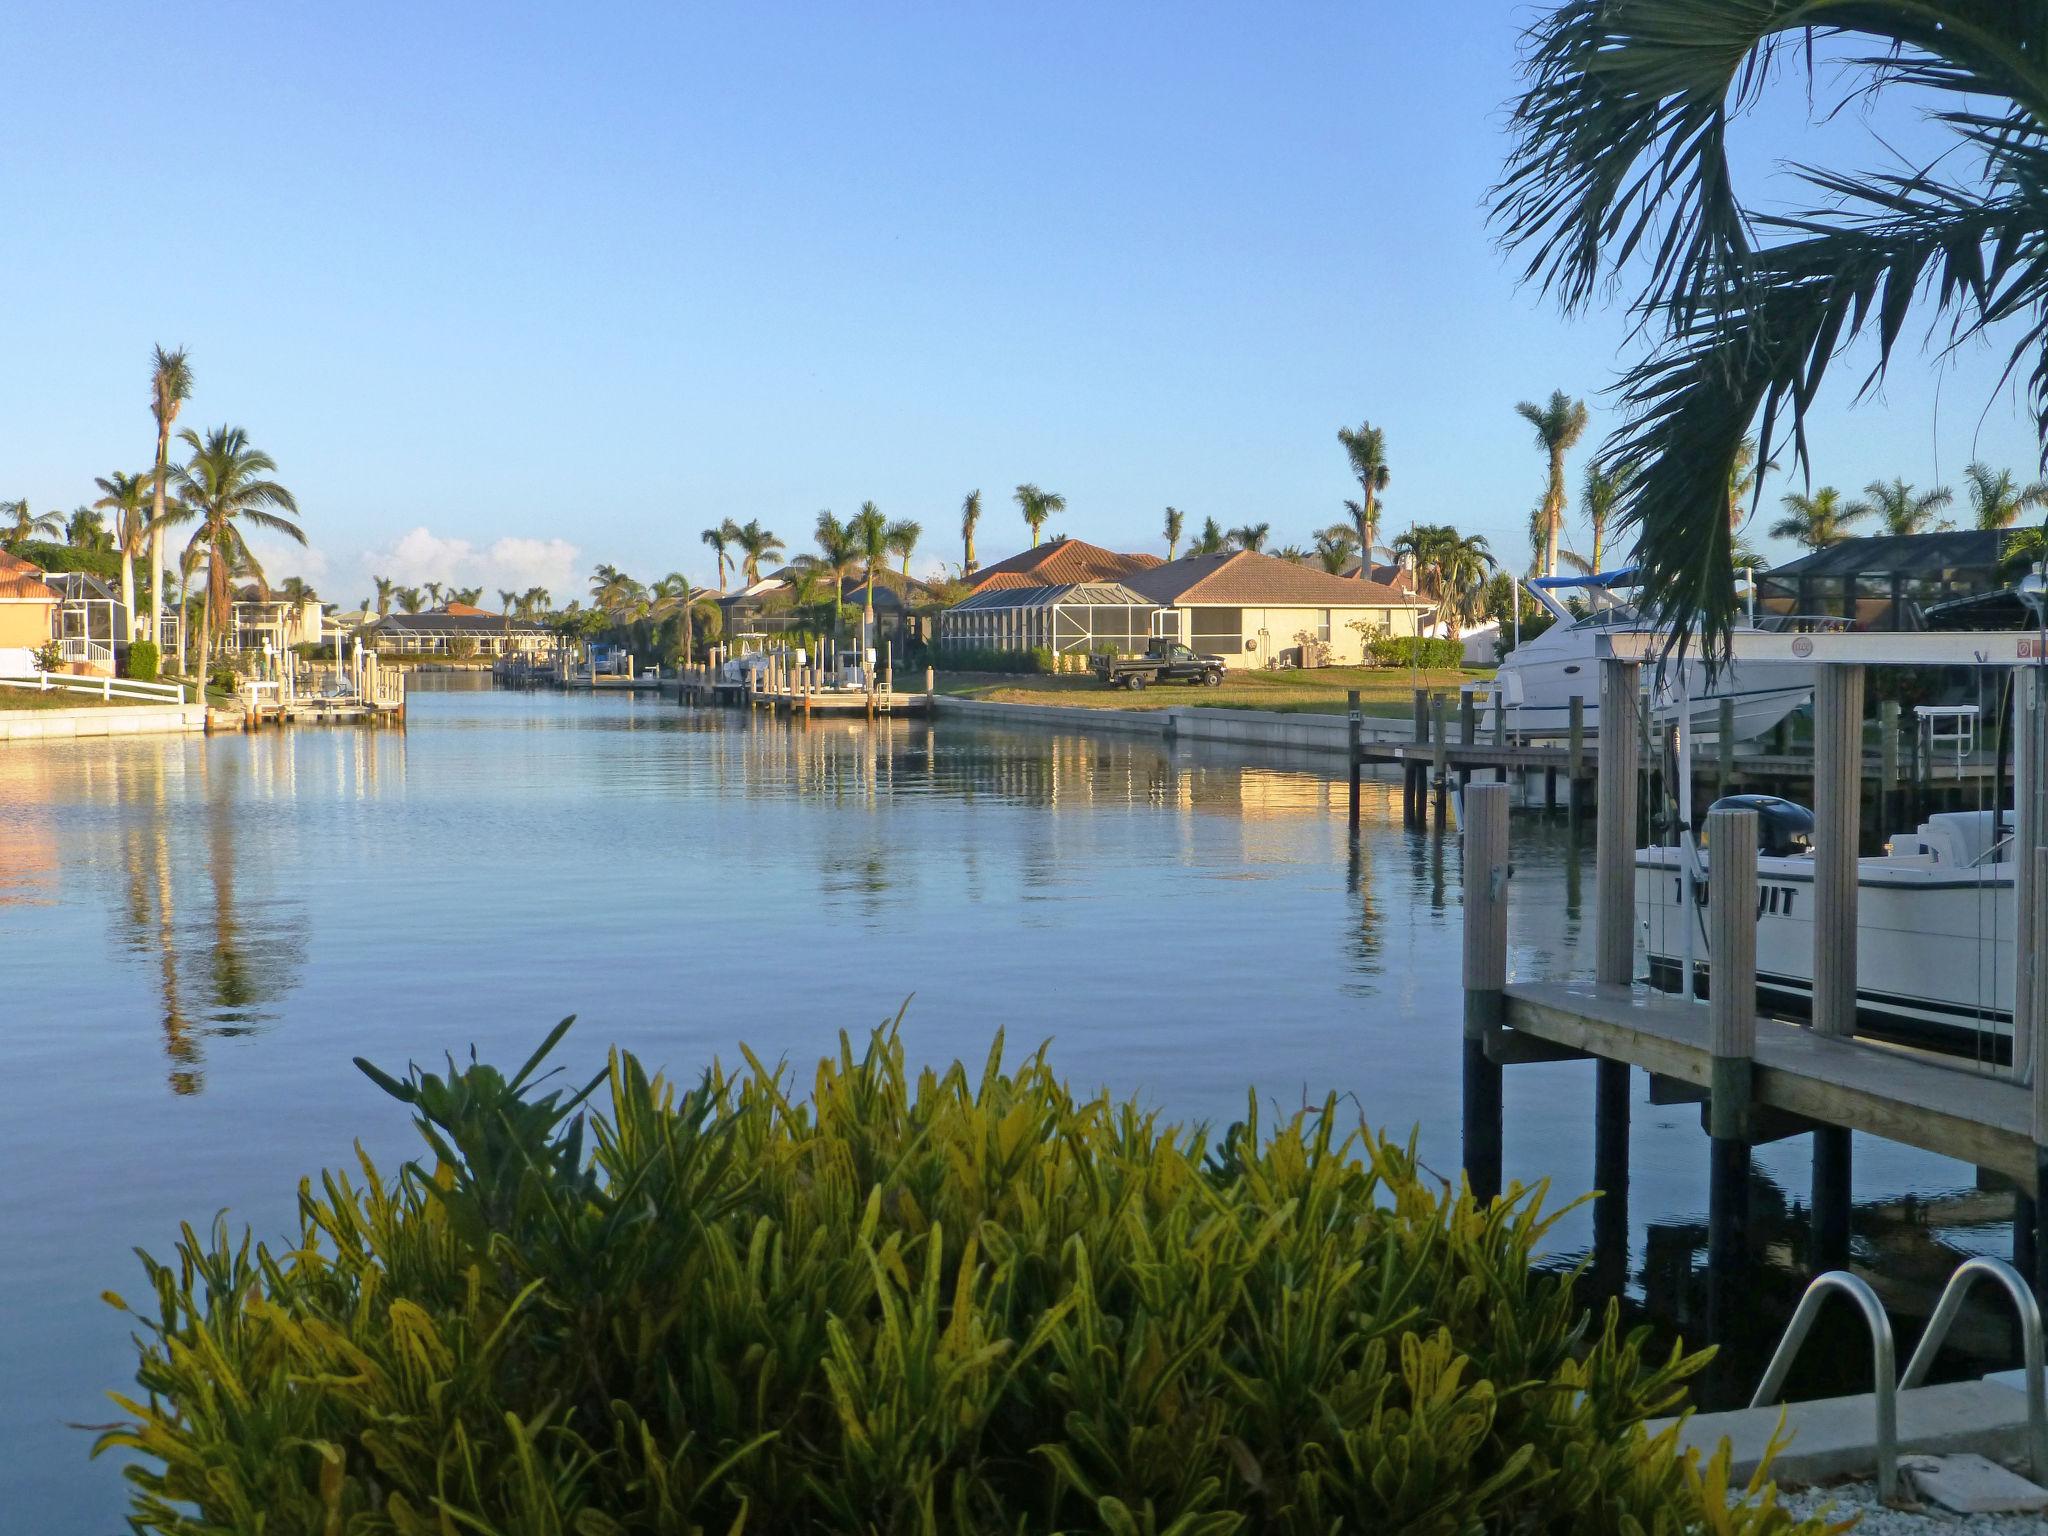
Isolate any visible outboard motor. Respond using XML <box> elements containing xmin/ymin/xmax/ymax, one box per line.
<box><xmin>1705</xmin><ymin>794</ymin><xmax>1814</xmax><ymax>857</ymax></box>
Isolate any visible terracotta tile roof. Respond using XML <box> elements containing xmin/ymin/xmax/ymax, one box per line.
<box><xmin>967</xmin><ymin>539</ymin><xmax>1160</xmax><ymax>592</ymax></box>
<box><xmin>1126</xmin><ymin>550</ymin><xmax>1426</xmax><ymax>607</ymax></box>
<box><xmin>442</xmin><ymin>602</ymin><xmax>490</xmax><ymax>616</ymax></box>
<box><xmin>0</xmin><ymin>549</ymin><xmax>59</xmax><ymax>603</ymax></box>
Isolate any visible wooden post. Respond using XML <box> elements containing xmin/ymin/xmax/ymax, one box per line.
<box><xmin>1347</xmin><ymin>690</ymin><xmax>1362</xmax><ymax>833</ymax></box>
<box><xmin>1460</xmin><ymin>690</ymin><xmax>1476</xmax><ymax>747</ymax></box>
<box><xmin>1567</xmin><ymin>695</ymin><xmax>1586</xmax><ymax>825</ymax></box>
<box><xmin>2029</xmin><ymin>843</ymin><xmax>2048</xmax><ymax>1299</ymax></box>
<box><xmin>1493</xmin><ymin>687</ymin><xmax>1506</xmax><ymax>747</ymax></box>
<box><xmin>1462</xmin><ymin>782</ymin><xmax>1509</xmax><ymax>1202</ymax></box>
<box><xmin>1811</xmin><ymin>663</ymin><xmax>1864</xmax><ymax>1271</ymax></box>
<box><xmin>1413</xmin><ymin>686</ymin><xmax>1429</xmax><ymax>744</ymax></box>
<box><xmin>1431</xmin><ymin>692</ymin><xmax>1449</xmax><ymax>824</ymax></box>
<box><xmin>1594</xmin><ymin>658</ymin><xmax>1640</xmax><ymax>1294</ymax></box>
<box><xmin>1707</xmin><ymin>806</ymin><xmax>1759</xmax><ymax>1344</ymax></box>
<box><xmin>1717</xmin><ymin>696</ymin><xmax>1736</xmax><ymax>802</ymax></box>
<box><xmin>1880</xmin><ymin>699</ymin><xmax>1902</xmax><ymax>840</ymax></box>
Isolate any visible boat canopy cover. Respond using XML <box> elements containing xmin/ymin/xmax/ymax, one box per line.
<box><xmin>1528</xmin><ymin>566</ymin><xmax>1640</xmax><ymax>591</ymax></box>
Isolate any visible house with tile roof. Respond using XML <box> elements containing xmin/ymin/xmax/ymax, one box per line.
<box><xmin>0</xmin><ymin>550</ymin><xmax>61</xmax><ymax>673</ymax></box>
<box><xmin>1123</xmin><ymin>550</ymin><xmax>1433</xmax><ymax>668</ymax></box>
<box><xmin>964</xmin><ymin>538</ymin><xmax>1161</xmax><ymax>594</ymax></box>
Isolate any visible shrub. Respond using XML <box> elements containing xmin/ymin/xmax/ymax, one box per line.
<box><xmin>96</xmin><ymin>1021</ymin><xmax>1831</xmax><ymax>1535</ymax></box>
<box><xmin>31</xmin><ymin>639</ymin><xmax>62</xmax><ymax>673</ymax></box>
<box><xmin>208</xmin><ymin>667</ymin><xmax>237</xmax><ymax>696</ymax></box>
<box><xmin>1368</xmin><ymin>635</ymin><xmax>1467</xmax><ymax>669</ymax></box>
<box><xmin>124</xmin><ymin>640</ymin><xmax>160</xmax><ymax>682</ymax></box>
<box><xmin>939</xmin><ymin>646</ymin><xmax>1056</xmax><ymax>675</ymax></box>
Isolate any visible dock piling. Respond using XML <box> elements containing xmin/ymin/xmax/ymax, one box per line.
<box><xmin>1811</xmin><ymin>664</ymin><xmax>1865</xmax><ymax>1270</ymax></box>
<box><xmin>1431</xmin><ymin>692</ymin><xmax>1449</xmax><ymax>824</ymax></box>
<box><xmin>1462</xmin><ymin>782</ymin><xmax>1509</xmax><ymax>1202</ymax></box>
<box><xmin>1567</xmin><ymin>695</ymin><xmax>1585</xmax><ymax>825</ymax></box>
<box><xmin>1594</xmin><ymin>659</ymin><xmax>1641</xmax><ymax>1293</ymax></box>
<box><xmin>1707</xmin><ymin>806</ymin><xmax>1759</xmax><ymax>1343</ymax></box>
<box><xmin>1717</xmin><ymin>696</ymin><xmax>1736</xmax><ymax>801</ymax></box>
<box><xmin>1347</xmin><ymin>690</ymin><xmax>1362</xmax><ymax>833</ymax></box>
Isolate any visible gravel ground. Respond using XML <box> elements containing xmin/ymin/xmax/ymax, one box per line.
<box><xmin>1778</xmin><ymin>1479</ymin><xmax>2048</xmax><ymax>1531</ymax></box>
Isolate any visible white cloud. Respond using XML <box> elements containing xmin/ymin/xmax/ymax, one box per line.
<box><xmin>358</xmin><ymin>526</ymin><xmax>580</xmax><ymax>602</ymax></box>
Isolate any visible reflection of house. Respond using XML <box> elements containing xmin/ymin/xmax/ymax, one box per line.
<box><xmin>227</xmin><ymin>587</ymin><xmax>325</xmax><ymax>652</ymax></box>
<box><xmin>362</xmin><ymin>604</ymin><xmax>559</xmax><ymax>657</ymax></box>
<box><xmin>0</xmin><ymin>551</ymin><xmax>61</xmax><ymax>673</ymax></box>
<box><xmin>1757</xmin><ymin>532</ymin><xmax>2013</xmax><ymax>633</ymax></box>
<box><xmin>1124</xmin><ymin>551</ymin><xmax>1432</xmax><ymax>667</ymax></box>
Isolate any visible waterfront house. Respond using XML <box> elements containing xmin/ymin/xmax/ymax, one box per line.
<box><xmin>963</xmin><ymin>538</ymin><xmax>1161</xmax><ymax>595</ymax></box>
<box><xmin>362</xmin><ymin>604</ymin><xmax>559</xmax><ymax>658</ymax></box>
<box><xmin>43</xmin><ymin>570</ymin><xmax>122</xmax><ymax>674</ymax></box>
<box><xmin>227</xmin><ymin>587</ymin><xmax>325</xmax><ymax>653</ymax></box>
<box><xmin>1756</xmin><ymin>530</ymin><xmax>2015</xmax><ymax>632</ymax></box>
<box><xmin>1123</xmin><ymin>549</ymin><xmax>1433</xmax><ymax>667</ymax></box>
<box><xmin>0</xmin><ymin>551</ymin><xmax>60</xmax><ymax>674</ymax></box>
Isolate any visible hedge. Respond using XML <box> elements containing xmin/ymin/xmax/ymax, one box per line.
<box><xmin>940</xmin><ymin>645</ymin><xmax>1057</xmax><ymax>675</ymax></box>
<box><xmin>123</xmin><ymin>641</ymin><xmax>160</xmax><ymax>682</ymax></box>
<box><xmin>96</xmin><ymin>1021</ymin><xmax>1829</xmax><ymax>1535</ymax></box>
<box><xmin>1367</xmin><ymin>635</ymin><xmax>1467</xmax><ymax>669</ymax></box>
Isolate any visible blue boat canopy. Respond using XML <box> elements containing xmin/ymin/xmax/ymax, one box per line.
<box><xmin>1528</xmin><ymin>566</ymin><xmax>1640</xmax><ymax>591</ymax></box>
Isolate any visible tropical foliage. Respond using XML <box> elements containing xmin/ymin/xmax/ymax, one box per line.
<box><xmin>1495</xmin><ymin>0</ymin><xmax>2048</xmax><ymax>655</ymax></box>
<box><xmin>1768</xmin><ymin>488</ymin><xmax>1867</xmax><ymax>551</ymax></box>
<box><xmin>151</xmin><ymin>426</ymin><xmax>304</xmax><ymax>666</ymax></box>
<box><xmin>1855</xmin><ymin>478</ymin><xmax>1952</xmax><ymax>538</ymax></box>
<box><xmin>1336</xmin><ymin>420</ymin><xmax>1389</xmax><ymax>574</ymax></box>
<box><xmin>1013</xmin><ymin>482</ymin><xmax>1066</xmax><ymax>547</ymax></box>
<box><xmin>1963</xmin><ymin>462</ymin><xmax>2048</xmax><ymax>531</ymax></box>
<box><xmin>98</xmin><ymin>1020</ymin><xmax>1834</xmax><ymax>1536</ymax></box>
<box><xmin>961</xmin><ymin>490</ymin><xmax>982</xmax><ymax>574</ymax></box>
<box><xmin>146</xmin><ymin>346</ymin><xmax>193</xmax><ymax>645</ymax></box>
<box><xmin>1513</xmin><ymin>391</ymin><xmax>1587</xmax><ymax>579</ymax></box>
<box><xmin>1163</xmin><ymin>505</ymin><xmax>1184</xmax><ymax>559</ymax></box>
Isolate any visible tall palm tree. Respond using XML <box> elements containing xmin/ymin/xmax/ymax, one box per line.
<box><xmin>887</xmin><ymin>518</ymin><xmax>921</xmax><ymax>577</ymax></box>
<box><xmin>66</xmin><ymin>508</ymin><xmax>111</xmax><ymax>552</ymax></box>
<box><xmin>590</xmin><ymin>563</ymin><xmax>638</xmax><ymax>615</ymax></box>
<box><xmin>174</xmin><ymin>538</ymin><xmax>204</xmax><ymax>673</ymax></box>
<box><xmin>1513</xmin><ymin>391</ymin><xmax>1588</xmax><ymax>577</ymax></box>
<box><xmin>1963</xmin><ymin>463</ymin><xmax>2048</xmax><ymax>531</ymax></box>
<box><xmin>372</xmin><ymin>575</ymin><xmax>395</xmax><ymax>617</ymax></box>
<box><xmin>1336</xmin><ymin>421</ymin><xmax>1390</xmax><ymax>576</ymax></box>
<box><xmin>1769</xmin><ymin>488</ymin><xmax>1866</xmax><ymax>551</ymax></box>
<box><xmin>1495</xmin><ymin>1</ymin><xmax>2048</xmax><ymax>651</ymax></box>
<box><xmin>395</xmin><ymin>586</ymin><xmax>424</xmax><ymax>614</ymax></box>
<box><xmin>701</xmin><ymin>523</ymin><xmax>734</xmax><ymax>592</ymax></box>
<box><xmin>1314</xmin><ymin>524</ymin><xmax>1359</xmax><ymax>574</ymax></box>
<box><xmin>1434</xmin><ymin>529</ymin><xmax>1499</xmax><ymax>638</ymax></box>
<box><xmin>2</xmin><ymin>500</ymin><xmax>62</xmax><ymax>547</ymax></box>
<box><xmin>521</xmin><ymin>586</ymin><xmax>552</xmax><ymax>619</ymax></box>
<box><xmin>851</xmin><ymin>501</ymin><xmax>891</xmax><ymax>651</ymax></box>
<box><xmin>151</xmin><ymin>425</ymin><xmax>303</xmax><ymax>667</ymax></box>
<box><xmin>146</xmin><ymin>346</ymin><xmax>193</xmax><ymax>651</ymax></box>
<box><xmin>733</xmin><ymin>519</ymin><xmax>784</xmax><ymax>585</ymax></box>
<box><xmin>94</xmin><ymin>470</ymin><xmax>154</xmax><ymax>634</ymax></box>
<box><xmin>1856</xmin><ymin>478</ymin><xmax>1954</xmax><ymax>538</ymax></box>
<box><xmin>1013</xmin><ymin>483</ymin><xmax>1066</xmax><ymax>546</ymax></box>
<box><xmin>960</xmin><ymin>490</ymin><xmax>982</xmax><ymax>574</ymax></box>
<box><xmin>1164</xmin><ymin>506</ymin><xmax>1185</xmax><ymax>559</ymax></box>
<box><xmin>277</xmin><ymin>576</ymin><xmax>318</xmax><ymax>603</ymax></box>
<box><xmin>813</xmin><ymin>510</ymin><xmax>859</xmax><ymax>639</ymax></box>
<box><xmin>1580</xmin><ymin>461</ymin><xmax>1633</xmax><ymax>574</ymax></box>
<box><xmin>1193</xmin><ymin>516</ymin><xmax>1226</xmax><ymax>556</ymax></box>
<box><xmin>1228</xmin><ymin>522</ymin><xmax>1271</xmax><ymax>553</ymax></box>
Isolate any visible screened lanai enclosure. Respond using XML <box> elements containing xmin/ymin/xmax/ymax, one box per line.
<box><xmin>939</xmin><ymin>582</ymin><xmax>1173</xmax><ymax>655</ymax></box>
<box><xmin>1757</xmin><ymin>531</ymin><xmax>2013</xmax><ymax>633</ymax></box>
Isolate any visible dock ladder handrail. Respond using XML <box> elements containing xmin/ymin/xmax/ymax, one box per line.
<box><xmin>1750</xmin><ymin>1270</ymin><xmax>1898</xmax><ymax>1499</ymax></box>
<box><xmin>1899</xmin><ymin>1255</ymin><xmax>2048</xmax><ymax>1478</ymax></box>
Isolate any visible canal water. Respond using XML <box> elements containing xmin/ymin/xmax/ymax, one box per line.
<box><xmin>0</xmin><ymin>684</ymin><xmax>2016</xmax><ymax>1523</ymax></box>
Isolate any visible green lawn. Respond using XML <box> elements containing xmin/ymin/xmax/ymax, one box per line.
<box><xmin>936</xmin><ymin>665</ymin><xmax>1491</xmax><ymax>717</ymax></box>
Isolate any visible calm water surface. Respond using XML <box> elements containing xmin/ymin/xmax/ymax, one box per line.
<box><xmin>0</xmin><ymin>685</ymin><xmax>2008</xmax><ymax>1526</ymax></box>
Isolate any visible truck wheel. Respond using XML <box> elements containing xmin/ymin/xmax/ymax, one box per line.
<box><xmin>1128</xmin><ymin>673</ymin><xmax>1148</xmax><ymax>691</ymax></box>
<box><xmin>1203</xmin><ymin>671</ymin><xmax>1222</xmax><ymax>687</ymax></box>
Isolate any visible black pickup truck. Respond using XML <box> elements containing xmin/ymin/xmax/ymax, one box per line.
<box><xmin>1091</xmin><ymin>642</ymin><xmax>1227</xmax><ymax>690</ymax></box>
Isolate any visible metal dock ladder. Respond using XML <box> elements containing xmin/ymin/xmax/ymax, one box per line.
<box><xmin>1749</xmin><ymin>1258</ymin><xmax>2047</xmax><ymax>1501</ymax></box>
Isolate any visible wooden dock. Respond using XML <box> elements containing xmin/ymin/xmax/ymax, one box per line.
<box><xmin>670</xmin><ymin>659</ymin><xmax>932</xmax><ymax>718</ymax></box>
<box><xmin>1456</xmin><ymin>636</ymin><xmax>2048</xmax><ymax>1345</ymax></box>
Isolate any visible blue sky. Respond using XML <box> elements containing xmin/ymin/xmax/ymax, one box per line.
<box><xmin>4</xmin><ymin>2</ymin><xmax>2042</xmax><ymax>605</ymax></box>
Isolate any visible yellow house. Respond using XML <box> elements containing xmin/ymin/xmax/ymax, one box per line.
<box><xmin>1124</xmin><ymin>550</ymin><xmax>1433</xmax><ymax>668</ymax></box>
<box><xmin>0</xmin><ymin>550</ymin><xmax>60</xmax><ymax>673</ymax></box>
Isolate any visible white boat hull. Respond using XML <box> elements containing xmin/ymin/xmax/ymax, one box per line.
<box><xmin>1636</xmin><ymin>845</ymin><xmax>2014</xmax><ymax>1045</ymax></box>
<box><xmin>1493</xmin><ymin>651</ymin><xmax>1812</xmax><ymax>741</ymax></box>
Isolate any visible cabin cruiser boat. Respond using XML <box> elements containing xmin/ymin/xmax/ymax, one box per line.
<box><xmin>1638</xmin><ymin>797</ymin><xmax>2015</xmax><ymax>1047</ymax></box>
<box><xmin>1472</xmin><ymin>568</ymin><xmax>1816</xmax><ymax>741</ymax></box>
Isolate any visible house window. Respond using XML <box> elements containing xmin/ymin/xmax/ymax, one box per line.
<box><xmin>1317</xmin><ymin>609</ymin><xmax>1332</xmax><ymax>643</ymax></box>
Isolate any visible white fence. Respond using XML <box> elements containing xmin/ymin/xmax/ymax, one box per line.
<box><xmin>0</xmin><ymin>671</ymin><xmax>186</xmax><ymax>704</ymax></box>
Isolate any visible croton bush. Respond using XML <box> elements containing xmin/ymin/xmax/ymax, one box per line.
<box><xmin>98</xmin><ymin>1021</ymin><xmax>1840</xmax><ymax>1534</ymax></box>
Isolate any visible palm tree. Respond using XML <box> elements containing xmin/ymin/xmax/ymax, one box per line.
<box><xmin>1314</xmin><ymin>524</ymin><xmax>1359</xmax><ymax>574</ymax></box>
<box><xmin>850</xmin><ymin>501</ymin><xmax>890</xmax><ymax>651</ymax></box>
<box><xmin>1494</xmin><ymin>2</ymin><xmax>2048</xmax><ymax>650</ymax></box>
<box><xmin>521</xmin><ymin>586</ymin><xmax>552</xmax><ymax>619</ymax></box>
<box><xmin>961</xmin><ymin>490</ymin><xmax>982</xmax><ymax>574</ymax></box>
<box><xmin>590</xmin><ymin>563</ymin><xmax>639</xmax><ymax>615</ymax></box>
<box><xmin>276</xmin><ymin>576</ymin><xmax>318</xmax><ymax>603</ymax></box>
<box><xmin>1856</xmin><ymin>478</ymin><xmax>1954</xmax><ymax>538</ymax></box>
<box><xmin>813</xmin><ymin>511</ymin><xmax>859</xmax><ymax>640</ymax></box>
<box><xmin>1580</xmin><ymin>461</ymin><xmax>1633</xmax><ymax>573</ymax></box>
<box><xmin>733</xmin><ymin>519</ymin><xmax>784</xmax><ymax>585</ymax></box>
<box><xmin>2</xmin><ymin>500</ymin><xmax>62</xmax><ymax>547</ymax></box>
<box><xmin>1336</xmin><ymin>421</ymin><xmax>1390</xmax><ymax>575</ymax></box>
<box><xmin>66</xmin><ymin>508</ymin><xmax>111</xmax><ymax>552</ymax></box>
<box><xmin>94</xmin><ymin>471</ymin><xmax>154</xmax><ymax>634</ymax></box>
<box><xmin>1727</xmin><ymin>437</ymin><xmax>1773</xmax><ymax>532</ymax></box>
<box><xmin>145</xmin><ymin>347</ymin><xmax>193</xmax><ymax>651</ymax></box>
<box><xmin>1013</xmin><ymin>483</ymin><xmax>1066</xmax><ymax>546</ymax></box>
<box><xmin>150</xmin><ymin>425</ymin><xmax>303</xmax><ymax>667</ymax></box>
<box><xmin>701</xmin><ymin>523</ymin><xmax>735</xmax><ymax>592</ymax></box>
<box><xmin>1963</xmin><ymin>463</ymin><xmax>2048</xmax><ymax>531</ymax></box>
<box><xmin>451</xmin><ymin>586</ymin><xmax>483</xmax><ymax>606</ymax></box>
<box><xmin>1513</xmin><ymin>391</ymin><xmax>1588</xmax><ymax>578</ymax></box>
<box><xmin>1769</xmin><ymin>488</ymin><xmax>1867</xmax><ymax>551</ymax></box>
<box><xmin>174</xmin><ymin>538</ymin><xmax>203</xmax><ymax>673</ymax></box>
<box><xmin>395</xmin><ymin>586</ymin><xmax>424</xmax><ymax>614</ymax></box>
<box><xmin>372</xmin><ymin>576</ymin><xmax>395</xmax><ymax>617</ymax></box>
<box><xmin>886</xmin><ymin>518</ymin><xmax>921</xmax><ymax>577</ymax></box>
<box><xmin>1193</xmin><ymin>516</ymin><xmax>1226</xmax><ymax>556</ymax></box>
<box><xmin>1164</xmin><ymin>506</ymin><xmax>1185</xmax><ymax>559</ymax></box>
<box><xmin>1433</xmin><ymin>529</ymin><xmax>1499</xmax><ymax>638</ymax></box>
<box><xmin>1227</xmin><ymin>522</ymin><xmax>1271</xmax><ymax>553</ymax></box>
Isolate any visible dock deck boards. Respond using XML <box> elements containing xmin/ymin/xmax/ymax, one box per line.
<box><xmin>1502</xmin><ymin>981</ymin><xmax>2034</xmax><ymax>1186</ymax></box>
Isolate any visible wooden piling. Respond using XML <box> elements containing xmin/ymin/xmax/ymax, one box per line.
<box><xmin>1462</xmin><ymin>782</ymin><xmax>1509</xmax><ymax>1202</ymax></box>
<box><xmin>1567</xmin><ymin>695</ymin><xmax>1586</xmax><ymax>825</ymax></box>
<box><xmin>1810</xmin><ymin>663</ymin><xmax>1865</xmax><ymax>1270</ymax></box>
<box><xmin>1594</xmin><ymin>659</ymin><xmax>1640</xmax><ymax>1292</ymax></box>
<box><xmin>1347</xmin><ymin>690</ymin><xmax>1362</xmax><ymax>833</ymax></box>
<box><xmin>1431</xmin><ymin>693</ymin><xmax>1449</xmax><ymax>824</ymax></box>
<box><xmin>1880</xmin><ymin>699</ymin><xmax>1901</xmax><ymax>840</ymax></box>
<box><xmin>1707</xmin><ymin>806</ymin><xmax>1759</xmax><ymax>1342</ymax></box>
<box><xmin>1460</xmin><ymin>691</ymin><xmax>1476</xmax><ymax>746</ymax></box>
<box><xmin>1717</xmin><ymin>696</ymin><xmax>1736</xmax><ymax>802</ymax></box>
<box><xmin>925</xmin><ymin>665</ymin><xmax>934</xmax><ymax>717</ymax></box>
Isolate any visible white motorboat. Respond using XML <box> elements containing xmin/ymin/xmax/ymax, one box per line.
<box><xmin>1638</xmin><ymin>798</ymin><xmax>2015</xmax><ymax>1047</ymax></box>
<box><xmin>1474</xmin><ymin>569</ymin><xmax>1815</xmax><ymax>741</ymax></box>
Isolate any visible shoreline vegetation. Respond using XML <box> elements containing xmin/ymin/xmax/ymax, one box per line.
<box><xmin>97</xmin><ymin>1020</ymin><xmax>1833</xmax><ymax>1534</ymax></box>
<box><xmin>939</xmin><ymin>664</ymin><xmax>1491</xmax><ymax>717</ymax></box>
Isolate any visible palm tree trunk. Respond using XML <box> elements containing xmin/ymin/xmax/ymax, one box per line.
<box><xmin>1544</xmin><ymin>455</ymin><xmax>1564</xmax><ymax>577</ymax></box>
<box><xmin>148</xmin><ymin>433</ymin><xmax>169</xmax><ymax>647</ymax></box>
<box><xmin>119</xmin><ymin>548</ymin><xmax>136</xmax><ymax>642</ymax></box>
